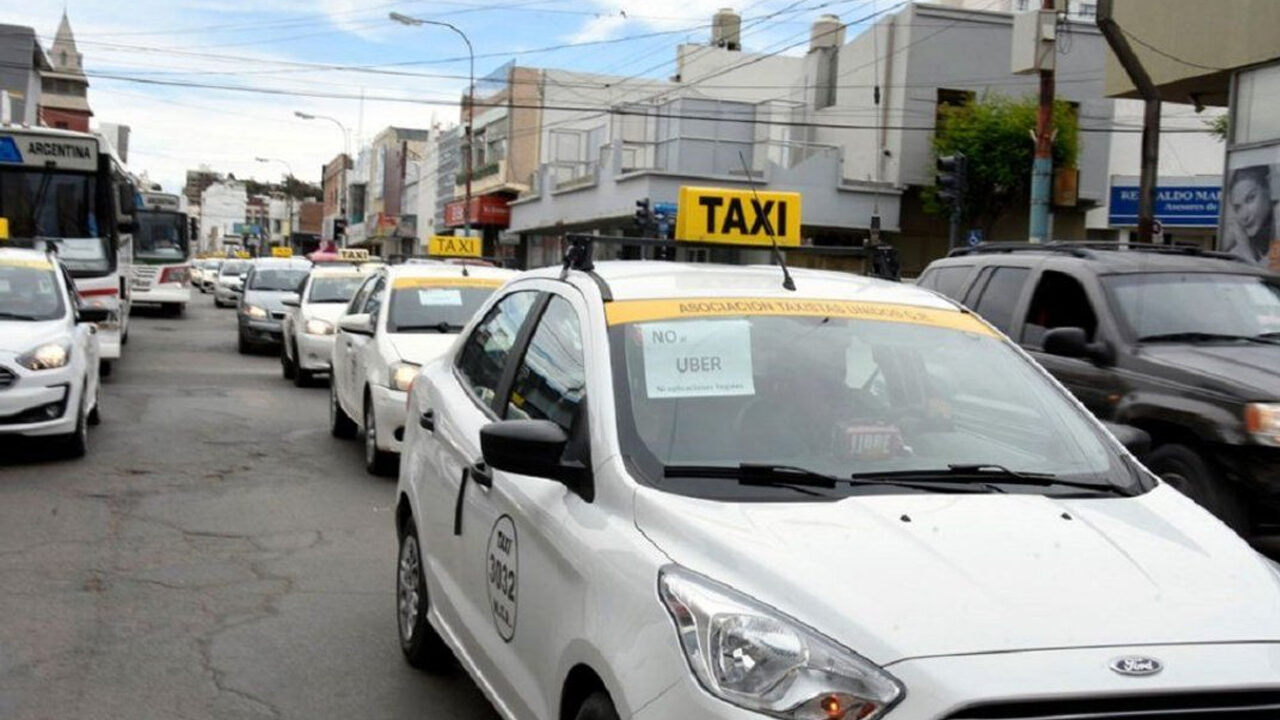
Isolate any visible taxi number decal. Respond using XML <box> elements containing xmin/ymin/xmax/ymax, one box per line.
<box><xmin>487</xmin><ymin>515</ymin><xmax>518</xmax><ymax>642</ymax></box>
<box><xmin>605</xmin><ymin>297</ymin><xmax>995</xmax><ymax>336</ymax></box>
<box><xmin>392</xmin><ymin>277</ymin><xmax>503</xmax><ymax>290</ymax></box>
<box><xmin>0</xmin><ymin>258</ymin><xmax>54</xmax><ymax>270</ymax></box>
<box><xmin>641</xmin><ymin>319</ymin><xmax>755</xmax><ymax>399</ymax></box>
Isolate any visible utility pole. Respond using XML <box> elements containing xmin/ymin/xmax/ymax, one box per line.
<box><xmin>1028</xmin><ymin>0</ymin><xmax>1056</xmax><ymax>244</ymax></box>
<box><xmin>1097</xmin><ymin>0</ymin><xmax>1161</xmax><ymax>244</ymax></box>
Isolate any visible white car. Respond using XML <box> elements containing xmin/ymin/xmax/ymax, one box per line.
<box><xmin>213</xmin><ymin>259</ymin><xmax>251</xmax><ymax>308</ymax></box>
<box><xmin>0</xmin><ymin>247</ymin><xmax>107</xmax><ymax>458</ymax></box>
<box><xmin>280</xmin><ymin>264</ymin><xmax>372</xmax><ymax>386</ymax></box>
<box><xmin>394</xmin><ymin>252</ymin><xmax>1280</xmax><ymax>720</ymax></box>
<box><xmin>192</xmin><ymin>259</ymin><xmax>221</xmax><ymax>293</ymax></box>
<box><xmin>330</xmin><ymin>262</ymin><xmax>514</xmax><ymax>475</ymax></box>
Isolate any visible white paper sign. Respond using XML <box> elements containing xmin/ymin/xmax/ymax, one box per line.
<box><xmin>418</xmin><ymin>288</ymin><xmax>463</xmax><ymax>306</ymax></box>
<box><xmin>641</xmin><ymin>319</ymin><xmax>755</xmax><ymax>399</ymax></box>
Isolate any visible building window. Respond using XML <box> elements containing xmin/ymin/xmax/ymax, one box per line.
<box><xmin>935</xmin><ymin>88</ymin><xmax>975</xmax><ymax>133</ymax></box>
<box><xmin>54</xmin><ymin>121</ymin><xmax>68</xmax><ymax>129</ymax></box>
<box><xmin>59</xmin><ymin>51</ymin><xmax>67</xmax><ymax>67</ymax></box>
<box><xmin>1074</xmin><ymin>2</ymin><xmax>1097</xmax><ymax>19</ymax></box>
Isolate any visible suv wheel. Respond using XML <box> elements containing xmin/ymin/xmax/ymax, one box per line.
<box><xmin>397</xmin><ymin>521</ymin><xmax>454</xmax><ymax>672</ymax></box>
<box><xmin>365</xmin><ymin>400</ymin><xmax>398</xmax><ymax>477</ymax></box>
<box><xmin>1148</xmin><ymin>443</ymin><xmax>1249</xmax><ymax>534</ymax></box>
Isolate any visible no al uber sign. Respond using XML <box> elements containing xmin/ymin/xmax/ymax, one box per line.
<box><xmin>428</xmin><ymin>235</ymin><xmax>482</xmax><ymax>258</ymax></box>
<box><xmin>674</xmin><ymin>186</ymin><xmax>802</xmax><ymax>247</ymax></box>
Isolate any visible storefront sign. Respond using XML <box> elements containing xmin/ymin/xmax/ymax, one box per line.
<box><xmin>0</xmin><ymin>131</ymin><xmax>99</xmax><ymax>172</ymax></box>
<box><xmin>444</xmin><ymin>195</ymin><xmax>511</xmax><ymax>228</ymax></box>
<box><xmin>674</xmin><ymin>186</ymin><xmax>802</xmax><ymax>247</ymax></box>
<box><xmin>1109</xmin><ymin>183</ymin><xmax>1222</xmax><ymax>228</ymax></box>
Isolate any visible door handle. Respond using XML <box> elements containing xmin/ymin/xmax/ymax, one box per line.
<box><xmin>470</xmin><ymin>461</ymin><xmax>492</xmax><ymax>489</ymax></box>
<box><xmin>419</xmin><ymin>409</ymin><xmax>435</xmax><ymax>431</ymax></box>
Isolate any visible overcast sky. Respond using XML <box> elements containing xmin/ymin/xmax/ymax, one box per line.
<box><xmin>1</xmin><ymin>0</ymin><xmax>845</xmax><ymax>193</ymax></box>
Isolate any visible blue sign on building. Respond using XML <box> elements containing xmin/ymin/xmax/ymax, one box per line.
<box><xmin>1109</xmin><ymin>184</ymin><xmax>1221</xmax><ymax>228</ymax></box>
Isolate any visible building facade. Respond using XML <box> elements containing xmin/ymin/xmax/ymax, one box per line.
<box><xmin>38</xmin><ymin>12</ymin><xmax>92</xmax><ymax>131</ymax></box>
<box><xmin>199</xmin><ymin>180</ymin><xmax>248</xmax><ymax>253</ymax></box>
<box><xmin>346</xmin><ymin>126</ymin><xmax>432</xmax><ymax>259</ymax></box>
<box><xmin>0</xmin><ymin>24</ymin><xmax>49</xmax><ymax>125</ymax></box>
<box><xmin>321</xmin><ymin>153</ymin><xmax>351</xmax><ymax>243</ymax></box>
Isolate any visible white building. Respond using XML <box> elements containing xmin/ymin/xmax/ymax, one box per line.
<box><xmin>199</xmin><ymin>180</ymin><xmax>247</xmax><ymax>253</ymax></box>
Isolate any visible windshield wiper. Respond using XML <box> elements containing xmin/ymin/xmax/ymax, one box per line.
<box><xmin>664</xmin><ymin>463</ymin><xmax>991</xmax><ymax>496</ymax></box>
<box><xmin>1137</xmin><ymin>331</ymin><xmax>1280</xmax><ymax>345</ymax></box>
<box><xmin>394</xmin><ymin>321</ymin><xmax>464</xmax><ymax>333</ymax></box>
<box><xmin>29</xmin><ymin>171</ymin><xmax>53</xmax><ymax>236</ymax></box>
<box><xmin>0</xmin><ymin>311</ymin><xmax>43</xmax><ymax>321</ymax></box>
<box><xmin>850</xmin><ymin>464</ymin><xmax>1134</xmax><ymax>496</ymax></box>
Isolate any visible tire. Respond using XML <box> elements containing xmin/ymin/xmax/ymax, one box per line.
<box><xmin>237</xmin><ymin>332</ymin><xmax>251</xmax><ymax>355</ymax></box>
<box><xmin>99</xmin><ymin>359</ymin><xmax>112</xmax><ymax>378</ymax></box>
<box><xmin>294</xmin><ymin>367</ymin><xmax>313</xmax><ymax>388</ymax></box>
<box><xmin>574</xmin><ymin>692</ymin><xmax>620</xmax><ymax>720</ymax></box>
<box><xmin>1148</xmin><ymin>443</ymin><xmax>1250</xmax><ymax>534</ymax></box>
<box><xmin>164</xmin><ymin>303</ymin><xmax>184</xmax><ymax>317</ymax></box>
<box><xmin>330</xmin><ymin>382</ymin><xmax>358</xmax><ymax>439</ymax></box>
<box><xmin>86</xmin><ymin>382</ymin><xmax>101</xmax><ymax>426</ymax></box>
<box><xmin>365</xmin><ymin>399</ymin><xmax>398</xmax><ymax>477</ymax></box>
<box><xmin>281</xmin><ymin>342</ymin><xmax>297</xmax><ymax>380</ymax></box>
<box><xmin>397</xmin><ymin>521</ymin><xmax>454</xmax><ymax>672</ymax></box>
<box><xmin>54</xmin><ymin>397</ymin><xmax>88</xmax><ymax>459</ymax></box>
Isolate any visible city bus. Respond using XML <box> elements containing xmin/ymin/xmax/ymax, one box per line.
<box><xmin>0</xmin><ymin>125</ymin><xmax>137</xmax><ymax>372</ymax></box>
<box><xmin>131</xmin><ymin>190</ymin><xmax>191</xmax><ymax>315</ymax></box>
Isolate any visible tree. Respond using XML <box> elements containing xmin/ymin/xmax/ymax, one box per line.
<box><xmin>928</xmin><ymin>94</ymin><xmax>1080</xmax><ymax>239</ymax></box>
<box><xmin>1207</xmin><ymin>114</ymin><xmax>1229</xmax><ymax>142</ymax></box>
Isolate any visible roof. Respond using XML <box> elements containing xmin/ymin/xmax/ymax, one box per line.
<box><xmin>385</xmin><ymin>263</ymin><xmax>515</xmax><ymax>282</ymax></box>
<box><xmin>250</xmin><ymin>257</ymin><xmax>312</xmax><ymax>269</ymax></box>
<box><xmin>0</xmin><ymin>247</ymin><xmax>56</xmax><ymax>264</ymax></box>
<box><xmin>309</xmin><ymin>264</ymin><xmax>370</xmax><ymax>277</ymax></box>
<box><xmin>526</xmin><ymin>261</ymin><xmax>958</xmax><ymax>310</ymax></box>
<box><xmin>935</xmin><ymin>246</ymin><xmax>1269</xmax><ymax>275</ymax></box>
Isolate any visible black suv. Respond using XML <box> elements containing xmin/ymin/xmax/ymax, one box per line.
<box><xmin>919</xmin><ymin>242</ymin><xmax>1280</xmax><ymax>535</ymax></box>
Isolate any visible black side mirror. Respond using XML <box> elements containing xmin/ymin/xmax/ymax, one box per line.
<box><xmin>1043</xmin><ymin>326</ymin><xmax>1114</xmax><ymax>366</ymax></box>
<box><xmin>481</xmin><ymin>419</ymin><xmax>589</xmax><ymax>491</ymax></box>
<box><xmin>78</xmin><ymin>306</ymin><xmax>110</xmax><ymax>323</ymax></box>
<box><xmin>1103</xmin><ymin>422</ymin><xmax>1151</xmax><ymax>456</ymax></box>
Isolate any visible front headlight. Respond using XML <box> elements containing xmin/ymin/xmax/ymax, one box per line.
<box><xmin>659</xmin><ymin>566</ymin><xmax>904</xmax><ymax>720</ymax></box>
<box><xmin>17</xmin><ymin>342</ymin><xmax>71</xmax><ymax>371</ymax></box>
<box><xmin>304</xmin><ymin>318</ymin><xmax>334</xmax><ymax>335</ymax></box>
<box><xmin>244</xmin><ymin>304</ymin><xmax>269</xmax><ymax>320</ymax></box>
<box><xmin>390</xmin><ymin>361</ymin><xmax>420</xmax><ymax>392</ymax></box>
<box><xmin>1245</xmin><ymin>403</ymin><xmax>1280</xmax><ymax>446</ymax></box>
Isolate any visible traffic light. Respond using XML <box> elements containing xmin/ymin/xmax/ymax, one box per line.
<box><xmin>936</xmin><ymin>152</ymin><xmax>968</xmax><ymax>205</ymax></box>
<box><xmin>634</xmin><ymin>198</ymin><xmax>654</xmax><ymax>234</ymax></box>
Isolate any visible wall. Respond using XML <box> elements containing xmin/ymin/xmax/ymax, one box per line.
<box><xmin>38</xmin><ymin>106</ymin><xmax>88</xmax><ymax>131</ymax></box>
<box><xmin>199</xmin><ymin>181</ymin><xmax>247</xmax><ymax>250</ymax></box>
<box><xmin>0</xmin><ymin>25</ymin><xmax>42</xmax><ymax>124</ymax></box>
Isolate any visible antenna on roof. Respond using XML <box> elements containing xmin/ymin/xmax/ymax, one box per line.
<box><xmin>737</xmin><ymin>150</ymin><xmax>795</xmax><ymax>292</ymax></box>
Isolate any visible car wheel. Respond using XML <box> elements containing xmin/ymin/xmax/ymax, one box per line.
<box><xmin>164</xmin><ymin>303</ymin><xmax>183</xmax><ymax>317</ymax></box>
<box><xmin>365</xmin><ymin>400</ymin><xmax>398</xmax><ymax>477</ymax></box>
<box><xmin>574</xmin><ymin>692</ymin><xmax>620</xmax><ymax>720</ymax></box>
<box><xmin>237</xmin><ymin>332</ymin><xmax>251</xmax><ymax>355</ymax></box>
<box><xmin>1147</xmin><ymin>443</ymin><xmax>1249</xmax><ymax>534</ymax></box>
<box><xmin>87</xmin><ymin>382</ymin><xmax>101</xmax><ymax>426</ymax></box>
<box><xmin>330</xmin><ymin>382</ymin><xmax>358</xmax><ymax>439</ymax></box>
<box><xmin>281</xmin><ymin>342</ymin><xmax>297</xmax><ymax>380</ymax></box>
<box><xmin>55</xmin><ymin>396</ymin><xmax>88</xmax><ymax>459</ymax></box>
<box><xmin>397</xmin><ymin>521</ymin><xmax>454</xmax><ymax>672</ymax></box>
<box><xmin>99</xmin><ymin>359</ymin><xmax>112</xmax><ymax>378</ymax></box>
<box><xmin>294</xmin><ymin>367</ymin><xmax>313</xmax><ymax>388</ymax></box>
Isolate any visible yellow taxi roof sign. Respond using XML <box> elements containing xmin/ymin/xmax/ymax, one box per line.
<box><xmin>338</xmin><ymin>248</ymin><xmax>370</xmax><ymax>261</ymax></box>
<box><xmin>271</xmin><ymin>246</ymin><xmax>293</xmax><ymax>258</ymax></box>
<box><xmin>428</xmin><ymin>235</ymin><xmax>482</xmax><ymax>258</ymax></box>
<box><xmin>674</xmin><ymin>186</ymin><xmax>801</xmax><ymax>247</ymax></box>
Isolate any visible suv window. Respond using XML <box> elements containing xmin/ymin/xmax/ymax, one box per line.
<box><xmin>456</xmin><ymin>291</ymin><xmax>539</xmax><ymax>407</ymax></box>
<box><xmin>971</xmin><ymin>267</ymin><xmax>1030</xmax><ymax>334</ymax></box>
<box><xmin>1023</xmin><ymin>270</ymin><xmax>1098</xmax><ymax>348</ymax></box>
<box><xmin>505</xmin><ymin>296</ymin><xmax>586</xmax><ymax>431</ymax></box>
<box><xmin>919</xmin><ymin>265</ymin><xmax>972</xmax><ymax>301</ymax></box>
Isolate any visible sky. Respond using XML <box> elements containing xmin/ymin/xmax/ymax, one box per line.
<box><xmin>0</xmin><ymin>0</ymin><xmax>859</xmax><ymax>193</ymax></box>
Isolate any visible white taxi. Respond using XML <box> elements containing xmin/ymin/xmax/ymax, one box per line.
<box><xmin>330</xmin><ymin>262</ymin><xmax>514</xmax><ymax>475</ymax></box>
<box><xmin>394</xmin><ymin>252</ymin><xmax>1280</xmax><ymax>720</ymax></box>
<box><xmin>280</xmin><ymin>264</ymin><xmax>372</xmax><ymax>386</ymax></box>
<box><xmin>0</xmin><ymin>247</ymin><xmax>108</xmax><ymax>457</ymax></box>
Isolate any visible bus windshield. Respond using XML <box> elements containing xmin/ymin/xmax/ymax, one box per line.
<box><xmin>0</xmin><ymin>168</ymin><xmax>100</xmax><ymax>239</ymax></box>
<box><xmin>135</xmin><ymin>211</ymin><xmax>190</xmax><ymax>262</ymax></box>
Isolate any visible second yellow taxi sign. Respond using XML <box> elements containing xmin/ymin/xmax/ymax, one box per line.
<box><xmin>674</xmin><ymin>186</ymin><xmax>801</xmax><ymax>247</ymax></box>
<box><xmin>428</xmin><ymin>235</ymin><xmax>482</xmax><ymax>258</ymax></box>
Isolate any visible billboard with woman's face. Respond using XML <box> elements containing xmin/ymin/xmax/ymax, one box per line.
<box><xmin>1221</xmin><ymin>154</ymin><xmax>1280</xmax><ymax>269</ymax></box>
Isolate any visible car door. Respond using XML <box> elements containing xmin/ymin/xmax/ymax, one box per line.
<box><xmin>64</xmin><ymin>266</ymin><xmax>99</xmax><ymax>408</ymax></box>
<box><xmin>413</xmin><ymin>289</ymin><xmax>542</xmax><ymax>704</ymax></box>
<box><xmin>455</xmin><ymin>291</ymin><xmax>592</xmax><ymax>718</ymax></box>
<box><xmin>334</xmin><ymin>274</ymin><xmax>377</xmax><ymax>415</ymax></box>
<box><xmin>350</xmin><ymin>274</ymin><xmax>387</xmax><ymax>415</ymax></box>
<box><xmin>284</xmin><ymin>276</ymin><xmax>308</xmax><ymax>361</ymax></box>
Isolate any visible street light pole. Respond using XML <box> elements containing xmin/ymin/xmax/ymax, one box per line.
<box><xmin>390</xmin><ymin>12</ymin><xmax>475</xmax><ymax>243</ymax></box>
<box><xmin>295</xmin><ymin>111</ymin><xmax>351</xmax><ymax>246</ymax></box>
<box><xmin>255</xmin><ymin>156</ymin><xmax>295</xmax><ymax>250</ymax></box>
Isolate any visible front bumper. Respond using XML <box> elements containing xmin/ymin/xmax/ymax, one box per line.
<box><xmin>370</xmin><ymin>384</ymin><xmax>407</xmax><ymax>453</ymax></box>
<box><xmin>0</xmin><ymin>362</ymin><xmax>80</xmax><ymax>437</ymax></box>
<box><xmin>634</xmin><ymin>642</ymin><xmax>1280</xmax><ymax>719</ymax></box>
<box><xmin>133</xmin><ymin>285</ymin><xmax>191</xmax><ymax>304</ymax></box>
<box><xmin>296</xmin><ymin>332</ymin><xmax>336</xmax><ymax>372</ymax></box>
<box><xmin>239</xmin><ymin>316</ymin><xmax>283</xmax><ymax>346</ymax></box>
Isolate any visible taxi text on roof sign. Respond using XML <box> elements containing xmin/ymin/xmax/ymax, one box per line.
<box><xmin>338</xmin><ymin>248</ymin><xmax>370</xmax><ymax>261</ymax></box>
<box><xmin>674</xmin><ymin>186</ymin><xmax>801</xmax><ymax>247</ymax></box>
<box><xmin>271</xmin><ymin>246</ymin><xmax>294</xmax><ymax>258</ymax></box>
<box><xmin>428</xmin><ymin>235</ymin><xmax>482</xmax><ymax>258</ymax></box>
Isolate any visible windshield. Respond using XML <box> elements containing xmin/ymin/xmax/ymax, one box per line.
<box><xmin>609</xmin><ymin>299</ymin><xmax>1137</xmax><ymax>499</ymax></box>
<box><xmin>135</xmin><ymin>211</ymin><xmax>189</xmax><ymax>262</ymax></box>
<box><xmin>0</xmin><ymin>260</ymin><xmax>67</xmax><ymax>321</ymax></box>
<box><xmin>249</xmin><ymin>268</ymin><xmax>308</xmax><ymax>291</ymax></box>
<box><xmin>387</xmin><ymin>281</ymin><xmax>498</xmax><ymax>332</ymax></box>
<box><xmin>308</xmin><ymin>275</ymin><xmax>364</xmax><ymax>303</ymax></box>
<box><xmin>220</xmin><ymin>261</ymin><xmax>250</xmax><ymax>276</ymax></box>
<box><xmin>0</xmin><ymin>168</ymin><xmax>101</xmax><ymax>239</ymax></box>
<box><xmin>46</xmin><ymin>236</ymin><xmax>112</xmax><ymax>275</ymax></box>
<box><xmin>1106</xmin><ymin>273</ymin><xmax>1280</xmax><ymax>340</ymax></box>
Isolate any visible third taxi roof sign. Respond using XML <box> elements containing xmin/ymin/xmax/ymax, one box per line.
<box><xmin>674</xmin><ymin>186</ymin><xmax>801</xmax><ymax>247</ymax></box>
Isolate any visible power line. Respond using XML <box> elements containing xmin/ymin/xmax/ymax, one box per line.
<box><xmin>1118</xmin><ymin>26</ymin><xmax>1226</xmax><ymax>73</ymax></box>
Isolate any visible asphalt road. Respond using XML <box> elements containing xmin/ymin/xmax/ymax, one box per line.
<box><xmin>0</xmin><ymin>297</ymin><xmax>499</xmax><ymax>720</ymax></box>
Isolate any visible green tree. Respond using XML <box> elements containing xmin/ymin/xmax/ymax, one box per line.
<box><xmin>1207</xmin><ymin>114</ymin><xmax>1229</xmax><ymax>142</ymax></box>
<box><xmin>928</xmin><ymin>93</ymin><xmax>1080</xmax><ymax>239</ymax></box>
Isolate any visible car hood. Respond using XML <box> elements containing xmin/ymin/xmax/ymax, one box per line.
<box><xmin>386</xmin><ymin>333</ymin><xmax>458</xmax><ymax>366</ymax></box>
<box><xmin>301</xmin><ymin>303</ymin><xmax>348</xmax><ymax>323</ymax></box>
<box><xmin>1139</xmin><ymin>343</ymin><xmax>1280</xmax><ymax>398</ymax></box>
<box><xmin>0</xmin><ymin>320</ymin><xmax>68</xmax><ymax>354</ymax></box>
<box><xmin>242</xmin><ymin>291</ymin><xmax>297</xmax><ymax>312</ymax></box>
<box><xmin>634</xmin><ymin>483</ymin><xmax>1280</xmax><ymax>665</ymax></box>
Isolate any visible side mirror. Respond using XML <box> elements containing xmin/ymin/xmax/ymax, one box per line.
<box><xmin>281</xmin><ymin>297</ymin><xmax>300</xmax><ymax>308</ymax></box>
<box><xmin>1042</xmin><ymin>326</ymin><xmax>1114</xmax><ymax>366</ymax></box>
<box><xmin>481</xmin><ymin>419</ymin><xmax>586</xmax><ymax>487</ymax></box>
<box><xmin>338</xmin><ymin>313</ymin><xmax>374</xmax><ymax>336</ymax></box>
<box><xmin>78</xmin><ymin>306</ymin><xmax>111</xmax><ymax>323</ymax></box>
<box><xmin>1103</xmin><ymin>422</ymin><xmax>1151</xmax><ymax>456</ymax></box>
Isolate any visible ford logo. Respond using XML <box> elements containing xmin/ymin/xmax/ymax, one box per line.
<box><xmin>1110</xmin><ymin>656</ymin><xmax>1163</xmax><ymax>677</ymax></box>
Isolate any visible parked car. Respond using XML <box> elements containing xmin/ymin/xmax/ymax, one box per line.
<box><xmin>280</xmin><ymin>264</ymin><xmax>373</xmax><ymax>386</ymax></box>
<box><xmin>329</xmin><ymin>262</ymin><xmax>514</xmax><ymax>475</ymax></box>
<box><xmin>919</xmin><ymin>242</ymin><xmax>1280</xmax><ymax>534</ymax></box>
<box><xmin>236</xmin><ymin>257</ymin><xmax>312</xmax><ymax>354</ymax></box>
<box><xmin>192</xmin><ymin>259</ymin><xmax>222</xmax><ymax>293</ymax></box>
<box><xmin>0</xmin><ymin>246</ymin><xmax>108</xmax><ymax>457</ymax></box>
<box><xmin>394</xmin><ymin>248</ymin><xmax>1280</xmax><ymax>720</ymax></box>
<box><xmin>213</xmin><ymin>259</ymin><xmax>251</xmax><ymax>308</ymax></box>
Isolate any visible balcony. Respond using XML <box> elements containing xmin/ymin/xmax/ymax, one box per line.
<box><xmin>454</xmin><ymin>158</ymin><xmax>526</xmax><ymax>196</ymax></box>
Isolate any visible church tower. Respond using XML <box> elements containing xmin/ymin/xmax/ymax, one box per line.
<box><xmin>38</xmin><ymin>11</ymin><xmax>92</xmax><ymax>131</ymax></box>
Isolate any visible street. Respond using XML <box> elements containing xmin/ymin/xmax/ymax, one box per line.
<box><xmin>0</xmin><ymin>300</ymin><xmax>498</xmax><ymax>720</ymax></box>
